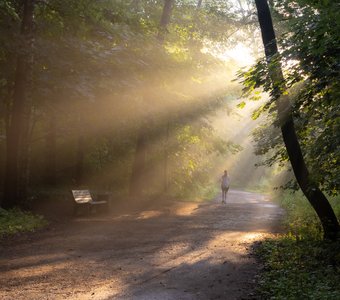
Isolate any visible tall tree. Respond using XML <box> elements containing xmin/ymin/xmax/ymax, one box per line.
<box><xmin>129</xmin><ymin>125</ymin><xmax>148</xmax><ymax>197</ymax></box>
<box><xmin>158</xmin><ymin>0</ymin><xmax>175</xmax><ymax>42</ymax></box>
<box><xmin>129</xmin><ymin>0</ymin><xmax>175</xmax><ymax>196</ymax></box>
<box><xmin>158</xmin><ymin>0</ymin><xmax>175</xmax><ymax>193</ymax></box>
<box><xmin>44</xmin><ymin>109</ymin><xmax>57</xmax><ymax>186</ymax></box>
<box><xmin>2</xmin><ymin>0</ymin><xmax>35</xmax><ymax>208</ymax></box>
<box><xmin>254</xmin><ymin>0</ymin><xmax>339</xmax><ymax>240</ymax></box>
<box><xmin>75</xmin><ymin>134</ymin><xmax>84</xmax><ymax>186</ymax></box>
<box><xmin>159</xmin><ymin>0</ymin><xmax>175</xmax><ymax>193</ymax></box>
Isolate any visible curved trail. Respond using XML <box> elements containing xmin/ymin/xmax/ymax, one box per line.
<box><xmin>0</xmin><ymin>190</ymin><xmax>283</xmax><ymax>300</ymax></box>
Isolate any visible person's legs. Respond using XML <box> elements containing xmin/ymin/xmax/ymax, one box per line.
<box><xmin>225</xmin><ymin>187</ymin><xmax>229</xmax><ymax>202</ymax></box>
<box><xmin>222</xmin><ymin>189</ymin><xmax>226</xmax><ymax>203</ymax></box>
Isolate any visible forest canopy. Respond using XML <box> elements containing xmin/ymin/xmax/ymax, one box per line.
<box><xmin>0</xmin><ymin>0</ymin><xmax>260</xmax><ymax>208</ymax></box>
<box><xmin>0</xmin><ymin>0</ymin><xmax>339</xmax><ymax>234</ymax></box>
<box><xmin>238</xmin><ymin>0</ymin><xmax>340</xmax><ymax>195</ymax></box>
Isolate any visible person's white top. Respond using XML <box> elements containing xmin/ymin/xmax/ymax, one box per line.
<box><xmin>221</xmin><ymin>175</ymin><xmax>230</xmax><ymax>188</ymax></box>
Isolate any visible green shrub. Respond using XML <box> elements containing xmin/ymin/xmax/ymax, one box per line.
<box><xmin>256</xmin><ymin>237</ymin><xmax>340</xmax><ymax>299</ymax></box>
<box><xmin>255</xmin><ymin>190</ymin><xmax>340</xmax><ymax>299</ymax></box>
<box><xmin>272</xmin><ymin>190</ymin><xmax>340</xmax><ymax>239</ymax></box>
<box><xmin>0</xmin><ymin>208</ymin><xmax>47</xmax><ymax>237</ymax></box>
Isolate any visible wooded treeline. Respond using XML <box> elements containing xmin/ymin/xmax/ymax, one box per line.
<box><xmin>0</xmin><ymin>0</ymin><xmax>255</xmax><ymax>208</ymax></box>
<box><xmin>1</xmin><ymin>0</ymin><xmax>339</xmax><ymax>239</ymax></box>
<box><xmin>243</xmin><ymin>0</ymin><xmax>340</xmax><ymax>239</ymax></box>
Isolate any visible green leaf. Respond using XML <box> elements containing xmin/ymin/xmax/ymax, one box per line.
<box><xmin>237</xmin><ymin>101</ymin><xmax>246</xmax><ymax>109</ymax></box>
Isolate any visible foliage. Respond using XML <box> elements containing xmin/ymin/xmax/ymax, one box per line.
<box><xmin>0</xmin><ymin>0</ymin><xmax>248</xmax><ymax>204</ymax></box>
<box><xmin>237</xmin><ymin>0</ymin><xmax>340</xmax><ymax>195</ymax></box>
<box><xmin>256</xmin><ymin>237</ymin><xmax>340</xmax><ymax>299</ymax></box>
<box><xmin>0</xmin><ymin>208</ymin><xmax>47</xmax><ymax>237</ymax></box>
<box><xmin>170</xmin><ymin>121</ymin><xmax>236</xmax><ymax>199</ymax></box>
<box><xmin>255</xmin><ymin>189</ymin><xmax>340</xmax><ymax>299</ymax></box>
<box><xmin>272</xmin><ymin>190</ymin><xmax>340</xmax><ymax>239</ymax></box>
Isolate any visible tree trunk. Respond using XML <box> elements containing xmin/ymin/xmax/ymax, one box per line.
<box><xmin>131</xmin><ymin>0</ymin><xmax>140</xmax><ymax>13</ymax></box>
<box><xmin>2</xmin><ymin>0</ymin><xmax>35</xmax><ymax>209</ymax></box>
<box><xmin>163</xmin><ymin>122</ymin><xmax>170</xmax><ymax>192</ymax></box>
<box><xmin>197</xmin><ymin>0</ymin><xmax>203</xmax><ymax>8</ymax></box>
<box><xmin>128</xmin><ymin>1</ymin><xmax>175</xmax><ymax>198</ymax></box>
<box><xmin>129</xmin><ymin>125</ymin><xmax>147</xmax><ymax>197</ymax></box>
<box><xmin>44</xmin><ymin>110</ymin><xmax>57</xmax><ymax>185</ymax></box>
<box><xmin>254</xmin><ymin>0</ymin><xmax>339</xmax><ymax>240</ymax></box>
<box><xmin>158</xmin><ymin>0</ymin><xmax>175</xmax><ymax>193</ymax></box>
<box><xmin>158</xmin><ymin>0</ymin><xmax>175</xmax><ymax>42</ymax></box>
<box><xmin>17</xmin><ymin>100</ymin><xmax>32</xmax><ymax>204</ymax></box>
<box><xmin>75</xmin><ymin>134</ymin><xmax>84</xmax><ymax>186</ymax></box>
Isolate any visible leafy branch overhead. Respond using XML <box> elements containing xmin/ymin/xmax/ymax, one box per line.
<box><xmin>238</xmin><ymin>0</ymin><xmax>340</xmax><ymax>196</ymax></box>
<box><xmin>0</xmin><ymin>0</ymin><xmax>249</xmax><ymax>205</ymax></box>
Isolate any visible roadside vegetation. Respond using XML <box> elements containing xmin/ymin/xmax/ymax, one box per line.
<box><xmin>0</xmin><ymin>208</ymin><xmax>47</xmax><ymax>237</ymax></box>
<box><xmin>256</xmin><ymin>191</ymin><xmax>340</xmax><ymax>299</ymax></box>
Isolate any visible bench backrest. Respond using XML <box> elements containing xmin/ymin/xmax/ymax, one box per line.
<box><xmin>72</xmin><ymin>190</ymin><xmax>93</xmax><ymax>204</ymax></box>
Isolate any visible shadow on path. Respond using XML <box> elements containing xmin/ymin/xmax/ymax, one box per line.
<box><xmin>0</xmin><ymin>189</ymin><xmax>284</xmax><ymax>300</ymax></box>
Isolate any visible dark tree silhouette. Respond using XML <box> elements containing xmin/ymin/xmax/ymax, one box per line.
<box><xmin>254</xmin><ymin>0</ymin><xmax>339</xmax><ymax>240</ymax></box>
<box><xmin>158</xmin><ymin>0</ymin><xmax>175</xmax><ymax>42</ymax></box>
<box><xmin>3</xmin><ymin>0</ymin><xmax>35</xmax><ymax>208</ymax></box>
<box><xmin>130</xmin><ymin>0</ymin><xmax>175</xmax><ymax>196</ymax></box>
<box><xmin>158</xmin><ymin>0</ymin><xmax>175</xmax><ymax>193</ymax></box>
<box><xmin>129</xmin><ymin>125</ymin><xmax>148</xmax><ymax>197</ymax></box>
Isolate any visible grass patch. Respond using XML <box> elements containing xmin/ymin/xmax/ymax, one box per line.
<box><xmin>274</xmin><ymin>191</ymin><xmax>339</xmax><ymax>239</ymax></box>
<box><xmin>0</xmin><ymin>208</ymin><xmax>47</xmax><ymax>237</ymax></box>
<box><xmin>255</xmin><ymin>190</ymin><xmax>340</xmax><ymax>299</ymax></box>
<box><xmin>256</xmin><ymin>237</ymin><xmax>340</xmax><ymax>299</ymax></box>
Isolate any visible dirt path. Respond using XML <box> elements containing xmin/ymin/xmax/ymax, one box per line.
<box><xmin>0</xmin><ymin>190</ymin><xmax>283</xmax><ymax>300</ymax></box>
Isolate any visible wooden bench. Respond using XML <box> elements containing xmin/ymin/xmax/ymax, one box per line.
<box><xmin>71</xmin><ymin>190</ymin><xmax>110</xmax><ymax>215</ymax></box>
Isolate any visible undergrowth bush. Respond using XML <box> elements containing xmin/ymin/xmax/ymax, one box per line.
<box><xmin>256</xmin><ymin>190</ymin><xmax>340</xmax><ymax>299</ymax></box>
<box><xmin>0</xmin><ymin>208</ymin><xmax>47</xmax><ymax>237</ymax></box>
<box><xmin>272</xmin><ymin>190</ymin><xmax>340</xmax><ymax>240</ymax></box>
<box><xmin>256</xmin><ymin>237</ymin><xmax>340</xmax><ymax>299</ymax></box>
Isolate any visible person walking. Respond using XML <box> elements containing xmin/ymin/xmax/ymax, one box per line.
<box><xmin>221</xmin><ymin>170</ymin><xmax>230</xmax><ymax>204</ymax></box>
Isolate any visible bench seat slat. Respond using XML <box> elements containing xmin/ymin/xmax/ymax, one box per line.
<box><xmin>71</xmin><ymin>189</ymin><xmax>110</xmax><ymax>216</ymax></box>
<box><xmin>72</xmin><ymin>190</ymin><xmax>94</xmax><ymax>204</ymax></box>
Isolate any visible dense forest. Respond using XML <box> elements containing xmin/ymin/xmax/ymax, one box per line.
<box><xmin>0</xmin><ymin>0</ymin><xmax>261</xmax><ymax>205</ymax></box>
<box><xmin>0</xmin><ymin>0</ymin><xmax>339</xmax><ymax>223</ymax></box>
<box><xmin>0</xmin><ymin>0</ymin><xmax>339</xmax><ymax>299</ymax></box>
<box><xmin>1</xmin><ymin>0</ymin><xmax>339</xmax><ymax>233</ymax></box>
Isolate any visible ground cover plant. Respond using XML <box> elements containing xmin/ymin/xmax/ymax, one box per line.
<box><xmin>255</xmin><ymin>191</ymin><xmax>340</xmax><ymax>299</ymax></box>
<box><xmin>0</xmin><ymin>208</ymin><xmax>47</xmax><ymax>237</ymax></box>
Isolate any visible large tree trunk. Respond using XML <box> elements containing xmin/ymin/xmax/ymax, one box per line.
<box><xmin>129</xmin><ymin>126</ymin><xmax>147</xmax><ymax>197</ymax></box>
<box><xmin>158</xmin><ymin>0</ymin><xmax>175</xmax><ymax>42</ymax></box>
<box><xmin>2</xmin><ymin>0</ymin><xmax>35</xmax><ymax>209</ymax></box>
<box><xmin>44</xmin><ymin>110</ymin><xmax>57</xmax><ymax>185</ymax></box>
<box><xmin>75</xmin><ymin>134</ymin><xmax>84</xmax><ymax>186</ymax></box>
<box><xmin>158</xmin><ymin>0</ymin><xmax>175</xmax><ymax>193</ymax></box>
<box><xmin>254</xmin><ymin>0</ymin><xmax>339</xmax><ymax>240</ymax></box>
<box><xmin>163</xmin><ymin>122</ymin><xmax>169</xmax><ymax>192</ymax></box>
<box><xmin>128</xmin><ymin>1</ymin><xmax>175</xmax><ymax>198</ymax></box>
